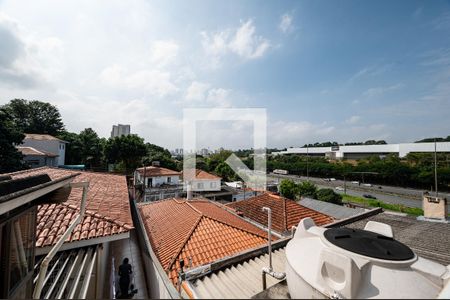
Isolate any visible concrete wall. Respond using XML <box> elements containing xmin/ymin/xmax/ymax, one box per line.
<box><xmin>130</xmin><ymin>199</ymin><xmax>180</xmax><ymax>299</ymax></box>
<box><xmin>189</xmin><ymin>179</ymin><xmax>221</xmax><ymax>191</ymax></box>
<box><xmin>23</xmin><ymin>155</ymin><xmax>58</xmax><ymax>168</ymax></box>
<box><xmin>145</xmin><ymin>176</ymin><xmax>180</xmax><ymax>187</ymax></box>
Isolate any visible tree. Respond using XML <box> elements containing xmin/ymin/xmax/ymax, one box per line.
<box><xmin>214</xmin><ymin>162</ymin><xmax>238</xmax><ymax>182</ymax></box>
<box><xmin>77</xmin><ymin>128</ymin><xmax>104</xmax><ymax>167</ymax></box>
<box><xmin>206</xmin><ymin>150</ymin><xmax>234</xmax><ymax>172</ymax></box>
<box><xmin>297</xmin><ymin>181</ymin><xmax>318</xmax><ymax>198</ymax></box>
<box><xmin>0</xmin><ymin>107</ymin><xmax>26</xmax><ymax>172</ymax></box>
<box><xmin>279</xmin><ymin>179</ymin><xmax>298</xmax><ymax>200</ymax></box>
<box><xmin>142</xmin><ymin>143</ymin><xmax>178</xmax><ymax>170</ymax></box>
<box><xmin>1</xmin><ymin>99</ymin><xmax>65</xmax><ymax>135</ymax></box>
<box><xmin>57</xmin><ymin>131</ymin><xmax>82</xmax><ymax>165</ymax></box>
<box><xmin>316</xmin><ymin>188</ymin><xmax>342</xmax><ymax>205</ymax></box>
<box><xmin>104</xmin><ymin>134</ymin><xmax>147</xmax><ymax>173</ymax></box>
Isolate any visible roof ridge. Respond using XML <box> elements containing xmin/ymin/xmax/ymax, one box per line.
<box><xmin>204</xmin><ymin>213</ymin><xmax>268</xmax><ymax>240</ymax></box>
<box><xmin>185</xmin><ymin>201</ymin><xmax>203</xmax><ymax>215</ymax></box>
<box><xmin>166</xmin><ymin>214</ymin><xmax>203</xmax><ymax>272</ymax></box>
<box><xmin>59</xmin><ymin>202</ymin><xmax>133</xmax><ymax>229</ymax></box>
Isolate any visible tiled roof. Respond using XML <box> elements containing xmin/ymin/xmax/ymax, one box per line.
<box><xmin>136</xmin><ymin>166</ymin><xmax>181</xmax><ymax>177</ymax></box>
<box><xmin>24</xmin><ymin>133</ymin><xmax>67</xmax><ymax>142</ymax></box>
<box><xmin>227</xmin><ymin>193</ymin><xmax>334</xmax><ymax>233</ymax></box>
<box><xmin>36</xmin><ymin>202</ymin><xmax>132</xmax><ymax>247</ymax></box>
<box><xmin>182</xmin><ymin>169</ymin><xmax>222</xmax><ymax>181</ymax></box>
<box><xmin>17</xmin><ymin>146</ymin><xmax>58</xmax><ymax>157</ymax></box>
<box><xmin>138</xmin><ymin>198</ymin><xmax>272</xmax><ymax>284</ymax></box>
<box><xmin>7</xmin><ymin>167</ymin><xmax>133</xmax><ymax>247</ymax></box>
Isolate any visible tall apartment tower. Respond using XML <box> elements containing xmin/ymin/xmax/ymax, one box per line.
<box><xmin>111</xmin><ymin>124</ymin><xmax>131</xmax><ymax>138</ymax></box>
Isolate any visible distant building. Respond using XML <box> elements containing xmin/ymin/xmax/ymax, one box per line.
<box><xmin>171</xmin><ymin>148</ymin><xmax>183</xmax><ymax>156</ymax></box>
<box><xmin>110</xmin><ymin>124</ymin><xmax>130</xmax><ymax>138</ymax></box>
<box><xmin>182</xmin><ymin>169</ymin><xmax>222</xmax><ymax>192</ymax></box>
<box><xmin>134</xmin><ymin>166</ymin><xmax>183</xmax><ymax>202</ymax></box>
<box><xmin>20</xmin><ymin>133</ymin><xmax>68</xmax><ymax>167</ymax></box>
<box><xmin>272</xmin><ymin>141</ymin><xmax>450</xmax><ymax>160</ymax></box>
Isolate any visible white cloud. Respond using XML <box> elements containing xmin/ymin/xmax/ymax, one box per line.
<box><xmin>345</xmin><ymin>115</ymin><xmax>361</xmax><ymax>124</ymax></box>
<box><xmin>149</xmin><ymin>39</ymin><xmax>179</xmax><ymax>66</ymax></box>
<box><xmin>99</xmin><ymin>65</ymin><xmax>178</xmax><ymax>97</ymax></box>
<box><xmin>206</xmin><ymin>88</ymin><xmax>232</xmax><ymax>107</ymax></box>
<box><xmin>201</xmin><ymin>19</ymin><xmax>271</xmax><ymax>68</ymax></box>
<box><xmin>279</xmin><ymin>13</ymin><xmax>293</xmax><ymax>33</ymax></box>
<box><xmin>363</xmin><ymin>83</ymin><xmax>403</xmax><ymax>97</ymax></box>
<box><xmin>186</xmin><ymin>81</ymin><xmax>210</xmax><ymax>101</ymax></box>
<box><xmin>184</xmin><ymin>81</ymin><xmax>232</xmax><ymax>107</ymax></box>
<box><xmin>229</xmin><ymin>20</ymin><xmax>271</xmax><ymax>59</ymax></box>
<box><xmin>348</xmin><ymin>64</ymin><xmax>393</xmax><ymax>83</ymax></box>
<box><xmin>0</xmin><ymin>12</ymin><xmax>63</xmax><ymax>88</ymax></box>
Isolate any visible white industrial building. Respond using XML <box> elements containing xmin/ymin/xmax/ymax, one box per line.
<box><xmin>272</xmin><ymin>142</ymin><xmax>450</xmax><ymax>159</ymax></box>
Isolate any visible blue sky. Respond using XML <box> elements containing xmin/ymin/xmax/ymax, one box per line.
<box><xmin>0</xmin><ymin>0</ymin><xmax>449</xmax><ymax>149</ymax></box>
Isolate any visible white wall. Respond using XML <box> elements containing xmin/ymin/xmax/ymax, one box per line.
<box><xmin>146</xmin><ymin>176</ymin><xmax>180</xmax><ymax>187</ymax></box>
<box><xmin>21</xmin><ymin>139</ymin><xmax>66</xmax><ymax>165</ymax></box>
<box><xmin>189</xmin><ymin>179</ymin><xmax>221</xmax><ymax>191</ymax></box>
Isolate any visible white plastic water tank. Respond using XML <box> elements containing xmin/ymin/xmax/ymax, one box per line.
<box><xmin>285</xmin><ymin>218</ymin><xmax>449</xmax><ymax>299</ymax></box>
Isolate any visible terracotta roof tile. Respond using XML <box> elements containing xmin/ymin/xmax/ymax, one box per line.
<box><xmin>227</xmin><ymin>193</ymin><xmax>334</xmax><ymax>233</ymax></box>
<box><xmin>138</xmin><ymin>198</ymin><xmax>271</xmax><ymax>286</ymax></box>
<box><xmin>182</xmin><ymin>169</ymin><xmax>222</xmax><ymax>181</ymax></box>
<box><xmin>6</xmin><ymin>166</ymin><xmax>133</xmax><ymax>247</ymax></box>
<box><xmin>24</xmin><ymin>133</ymin><xmax>67</xmax><ymax>142</ymax></box>
<box><xmin>136</xmin><ymin>166</ymin><xmax>181</xmax><ymax>177</ymax></box>
<box><xmin>17</xmin><ymin>146</ymin><xmax>58</xmax><ymax>157</ymax></box>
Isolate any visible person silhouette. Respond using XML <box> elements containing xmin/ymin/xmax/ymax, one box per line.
<box><xmin>118</xmin><ymin>257</ymin><xmax>132</xmax><ymax>298</ymax></box>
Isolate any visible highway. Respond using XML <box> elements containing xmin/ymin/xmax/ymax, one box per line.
<box><xmin>268</xmin><ymin>173</ymin><xmax>450</xmax><ymax>213</ymax></box>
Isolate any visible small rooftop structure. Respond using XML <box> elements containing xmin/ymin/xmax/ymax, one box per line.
<box><xmin>227</xmin><ymin>193</ymin><xmax>334</xmax><ymax>235</ymax></box>
<box><xmin>299</xmin><ymin>197</ymin><xmax>367</xmax><ymax>220</ymax></box>
<box><xmin>137</xmin><ymin>198</ymin><xmax>273</xmax><ymax>286</ymax></box>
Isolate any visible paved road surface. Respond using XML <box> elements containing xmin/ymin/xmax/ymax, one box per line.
<box><xmin>268</xmin><ymin>174</ymin><xmax>450</xmax><ymax>213</ymax></box>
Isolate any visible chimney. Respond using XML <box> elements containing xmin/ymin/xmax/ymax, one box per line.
<box><xmin>187</xmin><ymin>181</ymin><xmax>193</xmax><ymax>200</ymax></box>
<box><xmin>423</xmin><ymin>194</ymin><xmax>448</xmax><ymax>220</ymax></box>
<box><xmin>152</xmin><ymin>161</ymin><xmax>160</xmax><ymax>167</ymax></box>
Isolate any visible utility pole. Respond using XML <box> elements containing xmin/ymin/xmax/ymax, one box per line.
<box><xmin>434</xmin><ymin>138</ymin><xmax>438</xmax><ymax>197</ymax></box>
<box><xmin>306</xmin><ymin>145</ymin><xmax>309</xmax><ymax>181</ymax></box>
<box><xmin>344</xmin><ymin>175</ymin><xmax>347</xmax><ymax>195</ymax></box>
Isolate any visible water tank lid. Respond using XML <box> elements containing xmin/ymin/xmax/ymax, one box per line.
<box><xmin>324</xmin><ymin>227</ymin><xmax>414</xmax><ymax>261</ymax></box>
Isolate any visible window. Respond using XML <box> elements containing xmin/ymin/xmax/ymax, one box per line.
<box><xmin>8</xmin><ymin>211</ymin><xmax>35</xmax><ymax>292</ymax></box>
<box><xmin>197</xmin><ymin>182</ymin><xmax>204</xmax><ymax>189</ymax></box>
<box><xmin>0</xmin><ymin>209</ymin><xmax>36</xmax><ymax>298</ymax></box>
<box><xmin>167</xmin><ymin>177</ymin><xmax>171</xmax><ymax>183</ymax></box>
<box><xmin>210</xmin><ymin>182</ymin><xmax>216</xmax><ymax>188</ymax></box>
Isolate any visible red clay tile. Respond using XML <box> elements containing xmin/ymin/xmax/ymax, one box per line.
<box><xmin>138</xmin><ymin>198</ymin><xmax>271</xmax><ymax>286</ymax></box>
<box><xmin>226</xmin><ymin>192</ymin><xmax>334</xmax><ymax>233</ymax></box>
<box><xmin>7</xmin><ymin>167</ymin><xmax>134</xmax><ymax>248</ymax></box>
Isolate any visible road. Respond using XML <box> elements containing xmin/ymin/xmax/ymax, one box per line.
<box><xmin>268</xmin><ymin>173</ymin><xmax>450</xmax><ymax>213</ymax></box>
